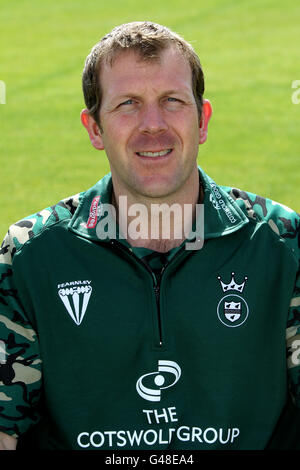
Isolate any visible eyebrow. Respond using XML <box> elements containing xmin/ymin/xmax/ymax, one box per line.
<box><xmin>110</xmin><ymin>88</ymin><xmax>192</xmax><ymax>104</ymax></box>
<box><xmin>161</xmin><ymin>89</ymin><xmax>191</xmax><ymax>96</ymax></box>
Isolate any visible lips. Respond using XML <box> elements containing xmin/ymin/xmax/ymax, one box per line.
<box><xmin>131</xmin><ymin>134</ymin><xmax>176</xmax><ymax>159</ymax></box>
<box><xmin>136</xmin><ymin>149</ymin><xmax>172</xmax><ymax>158</ymax></box>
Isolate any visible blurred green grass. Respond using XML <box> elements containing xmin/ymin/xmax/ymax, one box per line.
<box><xmin>0</xmin><ymin>0</ymin><xmax>299</xmax><ymax>239</ymax></box>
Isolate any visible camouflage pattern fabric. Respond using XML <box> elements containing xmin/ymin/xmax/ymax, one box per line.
<box><xmin>0</xmin><ymin>194</ymin><xmax>81</xmax><ymax>437</ymax></box>
<box><xmin>227</xmin><ymin>187</ymin><xmax>300</xmax><ymax>407</ymax></box>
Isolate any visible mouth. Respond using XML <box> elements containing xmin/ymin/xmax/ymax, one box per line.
<box><xmin>136</xmin><ymin>149</ymin><xmax>173</xmax><ymax>158</ymax></box>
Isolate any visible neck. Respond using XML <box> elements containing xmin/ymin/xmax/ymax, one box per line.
<box><xmin>111</xmin><ymin>171</ymin><xmax>202</xmax><ymax>253</ymax></box>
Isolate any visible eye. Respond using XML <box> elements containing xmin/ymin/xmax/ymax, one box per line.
<box><xmin>119</xmin><ymin>99</ymin><xmax>134</xmax><ymax>106</ymax></box>
<box><xmin>164</xmin><ymin>96</ymin><xmax>183</xmax><ymax>110</ymax></box>
<box><xmin>166</xmin><ymin>96</ymin><xmax>184</xmax><ymax>105</ymax></box>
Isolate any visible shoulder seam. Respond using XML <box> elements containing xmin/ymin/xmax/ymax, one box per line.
<box><xmin>0</xmin><ymin>194</ymin><xmax>82</xmax><ymax>266</ymax></box>
<box><xmin>228</xmin><ymin>187</ymin><xmax>300</xmax><ymax>263</ymax></box>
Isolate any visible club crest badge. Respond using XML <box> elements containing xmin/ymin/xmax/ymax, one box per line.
<box><xmin>217</xmin><ymin>272</ymin><xmax>249</xmax><ymax>327</ymax></box>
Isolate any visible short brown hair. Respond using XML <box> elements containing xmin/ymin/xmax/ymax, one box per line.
<box><xmin>82</xmin><ymin>21</ymin><xmax>205</xmax><ymax>129</ymax></box>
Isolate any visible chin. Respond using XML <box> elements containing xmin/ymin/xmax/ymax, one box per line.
<box><xmin>137</xmin><ymin>186</ymin><xmax>179</xmax><ymax>200</ymax></box>
<box><xmin>135</xmin><ymin>176</ymin><xmax>180</xmax><ymax>198</ymax></box>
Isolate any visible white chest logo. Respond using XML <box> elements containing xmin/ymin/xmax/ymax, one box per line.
<box><xmin>136</xmin><ymin>360</ymin><xmax>181</xmax><ymax>402</ymax></box>
<box><xmin>57</xmin><ymin>280</ymin><xmax>92</xmax><ymax>325</ymax></box>
<box><xmin>217</xmin><ymin>272</ymin><xmax>249</xmax><ymax>327</ymax></box>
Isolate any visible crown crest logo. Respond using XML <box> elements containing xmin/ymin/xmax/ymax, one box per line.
<box><xmin>218</xmin><ymin>272</ymin><xmax>248</xmax><ymax>293</ymax></box>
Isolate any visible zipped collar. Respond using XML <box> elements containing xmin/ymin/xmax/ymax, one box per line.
<box><xmin>68</xmin><ymin>167</ymin><xmax>248</xmax><ymax>242</ymax></box>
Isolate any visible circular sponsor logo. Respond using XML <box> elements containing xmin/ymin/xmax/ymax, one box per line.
<box><xmin>217</xmin><ymin>294</ymin><xmax>249</xmax><ymax>328</ymax></box>
<box><xmin>136</xmin><ymin>360</ymin><xmax>181</xmax><ymax>402</ymax></box>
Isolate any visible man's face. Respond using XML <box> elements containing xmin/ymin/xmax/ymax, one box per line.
<box><xmin>87</xmin><ymin>46</ymin><xmax>209</xmax><ymax>200</ymax></box>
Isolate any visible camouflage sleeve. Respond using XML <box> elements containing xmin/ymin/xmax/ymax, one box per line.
<box><xmin>0</xmin><ymin>229</ymin><xmax>42</xmax><ymax>438</ymax></box>
<box><xmin>227</xmin><ymin>187</ymin><xmax>300</xmax><ymax>407</ymax></box>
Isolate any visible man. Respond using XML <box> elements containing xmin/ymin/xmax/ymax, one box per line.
<box><xmin>0</xmin><ymin>21</ymin><xmax>299</xmax><ymax>450</ymax></box>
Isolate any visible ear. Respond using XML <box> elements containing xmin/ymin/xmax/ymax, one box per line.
<box><xmin>80</xmin><ymin>109</ymin><xmax>105</xmax><ymax>150</ymax></box>
<box><xmin>199</xmin><ymin>99</ymin><xmax>212</xmax><ymax>145</ymax></box>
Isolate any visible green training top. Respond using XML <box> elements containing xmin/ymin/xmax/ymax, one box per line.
<box><xmin>0</xmin><ymin>167</ymin><xmax>299</xmax><ymax>450</ymax></box>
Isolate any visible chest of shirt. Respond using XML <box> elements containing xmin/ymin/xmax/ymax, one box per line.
<box><xmin>12</xmin><ymin>219</ymin><xmax>295</xmax><ymax>358</ymax></box>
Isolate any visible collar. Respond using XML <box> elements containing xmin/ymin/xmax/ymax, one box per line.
<box><xmin>68</xmin><ymin>167</ymin><xmax>248</xmax><ymax>242</ymax></box>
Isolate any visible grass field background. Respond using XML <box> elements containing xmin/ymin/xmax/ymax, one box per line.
<box><xmin>0</xmin><ymin>0</ymin><xmax>299</xmax><ymax>239</ymax></box>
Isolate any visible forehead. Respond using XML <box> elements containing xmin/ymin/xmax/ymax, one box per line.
<box><xmin>99</xmin><ymin>46</ymin><xmax>193</xmax><ymax>99</ymax></box>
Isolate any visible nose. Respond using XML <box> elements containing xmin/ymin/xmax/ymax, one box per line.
<box><xmin>138</xmin><ymin>103</ymin><xmax>168</xmax><ymax>134</ymax></box>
